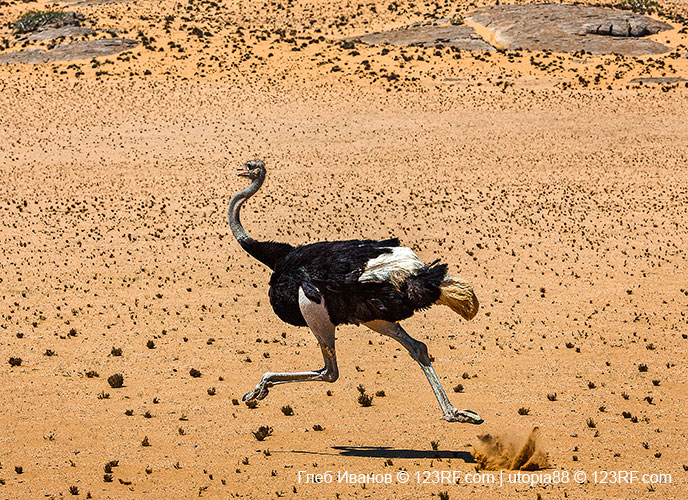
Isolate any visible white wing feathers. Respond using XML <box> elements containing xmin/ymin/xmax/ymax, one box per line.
<box><xmin>358</xmin><ymin>247</ymin><xmax>425</xmax><ymax>289</ymax></box>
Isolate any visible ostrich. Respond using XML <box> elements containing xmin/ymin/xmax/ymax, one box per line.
<box><xmin>229</xmin><ymin>160</ymin><xmax>482</xmax><ymax>424</ymax></box>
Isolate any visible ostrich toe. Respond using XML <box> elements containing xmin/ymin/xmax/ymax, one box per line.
<box><xmin>442</xmin><ymin>408</ymin><xmax>484</xmax><ymax>424</ymax></box>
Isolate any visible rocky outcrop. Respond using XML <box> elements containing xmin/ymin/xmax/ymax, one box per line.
<box><xmin>18</xmin><ymin>26</ymin><xmax>94</xmax><ymax>43</ymax></box>
<box><xmin>630</xmin><ymin>76</ymin><xmax>687</xmax><ymax>84</ymax></box>
<box><xmin>347</xmin><ymin>20</ymin><xmax>495</xmax><ymax>51</ymax></box>
<box><xmin>466</xmin><ymin>4</ymin><xmax>672</xmax><ymax>56</ymax></box>
<box><xmin>0</xmin><ymin>38</ymin><xmax>138</xmax><ymax>64</ymax></box>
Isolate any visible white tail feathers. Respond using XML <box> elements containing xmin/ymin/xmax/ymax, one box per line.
<box><xmin>435</xmin><ymin>276</ymin><xmax>479</xmax><ymax>320</ymax></box>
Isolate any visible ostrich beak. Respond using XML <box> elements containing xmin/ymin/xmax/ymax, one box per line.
<box><xmin>237</xmin><ymin>167</ymin><xmax>251</xmax><ymax>177</ymax></box>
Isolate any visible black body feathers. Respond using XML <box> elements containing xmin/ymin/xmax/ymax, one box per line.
<box><xmin>263</xmin><ymin>238</ymin><xmax>447</xmax><ymax>327</ymax></box>
<box><xmin>239</xmin><ymin>239</ymin><xmax>294</xmax><ymax>270</ymax></box>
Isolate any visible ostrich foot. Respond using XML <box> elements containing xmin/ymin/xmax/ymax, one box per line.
<box><xmin>442</xmin><ymin>407</ymin><xmax>484</xmax><ymax>424</ymax></box>
<box><xmin>243</xmin><ymin>383</ymin><xmax>270</xmax><ymax>402</ymax></box>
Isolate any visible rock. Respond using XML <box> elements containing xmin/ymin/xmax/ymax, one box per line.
<box><xmin>630</xmin><ymin>76</ymin><xmax>688</xmax><ymax>84</ymax></box>
<box><xmin>466</xmin><ymin>4</ymin><xmax>672</xmax><ymax>56</ymax></box>
<box><xmin>346</xmin><ymin>20</ymin><xmax>495</xmax><ymax>51</ymax></box>
<box><xmin>0</xmin><ymin>38</ymin><xmax>138</xmax><ymax>64</ymax></box>
<box><xmin>19</xmin><ymin>26</ymin><xmax>94</xmax><ymax>43</ymax></box>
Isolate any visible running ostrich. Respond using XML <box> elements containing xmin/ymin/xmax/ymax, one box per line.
<box><xmin>229</xmin><ymin>160</ymin><xmax>482</xmax><ymax>424</ymax></box>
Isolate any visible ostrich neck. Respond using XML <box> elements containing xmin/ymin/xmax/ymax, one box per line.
<box><xmin>228</xmin><ymin>172</ymin><xmax>293</xmax><ymax>270</ymax></box>
<box><xmin>228</xmin><ymin>175</ymin><xmax>264</xmax><ymax>250</ymax></box>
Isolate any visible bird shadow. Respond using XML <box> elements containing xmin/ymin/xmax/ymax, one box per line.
<box><xmin>334</xmin><ymin>446</ymin><xmax>476</xmax><ymax>462</ymax></box>
<box><xmin>288</xmin><ymin>446</ymin><xmax>476</xmax><ymax>462</ymax></box>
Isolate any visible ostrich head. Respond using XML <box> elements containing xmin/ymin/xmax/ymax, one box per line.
<box><xmin>238</xmin><ymin>160</ymin><xmax>266</xmax><ymax>181</ymax></box>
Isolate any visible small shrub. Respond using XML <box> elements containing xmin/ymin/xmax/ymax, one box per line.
<box><xmin>8</xmin><ymin>357</ymin><xmax>22</xmax><ymax>367</ymax></box>
<box><xmin>14</xmin><ymin>10</ymin><xmax>80</xmax><ymax>34</ymax></box>
<box><xmin>245</xmin><ymin>400</ymin><xmax>258</xmax><ymax>409</ymax></box>
<box><xmin>281</xmin><ymin>405</ymin><xmax>294</xmax><ymax>416</ymax></box>
<box><xmin>547</xmin><ymin>393</ymin><xmax>557</xmax><ymax>401</ymax></box>
<box><xmin>518</xmin><ymin>407</ymin><xmax>530</xmax><ymax>415</ymax></box>
<box><xmin>439</xmin><ymin>492</ymin><xmax>449</xmax><ymax>500</ymax></box>
<box><xmin>207</xmin><ymin>387</ymin><xmax>216</xmax><ymax>396</ymax></box>
<box><xmin>358</xmin><ymin>393</ymin><xmax>374</xmax><ymax>407</ymax></box>
<box><xmin>189</xmin><ymin>368</ymin><xmax>201</xmax><ymax>378</ymax></box>
<box><xmin>356</xmin><ymin>384</ymin><xmax>366</xmax><ymax>395</ymax></box>
<box><xmin>110</xmin><ymin>347</ymin><xmax>122</xmax><ymax>356</ymax></box>
<box><xmin>141</xmin><ymin>436</ymin><xmax>151</xmax><ymax>447</ymax></box>
<box><xmin>312</xmin><ymin>424</ymin><xmax>324</xmax><ymax>431</ymax></box>
<box><xmin>97</xmin><ymin>391</ymin><xmax>110</xmax><ymax>400</ymax></box>
<box><xmin>638</xmin><ymin>364</ymin><xmax>648</xmax><ymax>372</ymax></box>
<box><xmin>252</xmin><ymin>426</ymin><xmax>273</xmax><ymax>441</ymax></box>
<box><xmin>85</xmin><ymin>370</ymin><xmax>99</xmax><ymax>378</ymax></box>
<box><xmin>586</xmin><ymin>418</ymin><xmax>596</xmax><ymax>428</ymax></box>
<box><xmin>430</xmin><ymin>440</ymin><xmax>439</xmax><ymax>451</ymax></box>
<box><xmin>375</xmin><ymin>390</ymin><xmax>386</xmax><ymax>397</ymax></box>
<box><xmin>146</xmin><ymin>340</ymin><xmax>155</xmax><ymax>349</ymax></box>
<box><xmin>69</xmin><ymin>485</ymin><xmax>79</xmax><ymax>495</ymax></box>
<box><xmin>453</xmin><ymin>384</ymin><xmax>464</xmax><ymax>393</ymax></box>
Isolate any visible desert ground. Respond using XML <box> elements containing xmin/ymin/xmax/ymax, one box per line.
<box><xmin>1</xmin><ymin>0</ymin><xmax>687</xmax><ymax>498</ymax></box>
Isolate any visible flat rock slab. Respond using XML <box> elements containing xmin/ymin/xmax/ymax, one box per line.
<box><xmin>630</xmin><ymin>76</ymin><xmax>688</xmax><ymax>84</ymax></box>
<box><xmin>19</xmin><ymin>26</ymin><xmax>95</xmax><ymax>43</ymax></box>
<box><xmin>466</xmin><ymin>4</ymin><xmax>672</xmax><ymax>56</ymax></box>
<box><xmin>0</xmin><ymin>38</ymin><xmax>138</xmax><ymax>64</ymax></box>
<box><xmin>347</xmin><ymin>21</ymin><xmax>495</xmax><ymax>51</ymax></box>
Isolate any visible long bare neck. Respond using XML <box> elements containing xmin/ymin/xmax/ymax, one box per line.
<box><xmin>228</xmin><ymin>173</ymin><xmax>293</xmax><ymax>269</ymax></box>
<box><xmin>228</xmin><ymin>174</ymin><xmax>264</xmax><ymax>249</ymax></box>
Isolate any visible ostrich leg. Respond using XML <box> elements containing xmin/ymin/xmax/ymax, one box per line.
<box><xmin>364</xmin><ymin>320</ymin><xmax>483</xmax><ymax>424</ymax></box>
<box><xmin>243</xmin><ymin>287</ymin><xmax>339</xmax><ymax>402</ymax></box>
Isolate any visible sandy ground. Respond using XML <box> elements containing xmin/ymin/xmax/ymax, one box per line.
<box><xmin>1</xmin><ymin>0</ymin><xmax>688</xmax><ymax>498</ymax></box>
